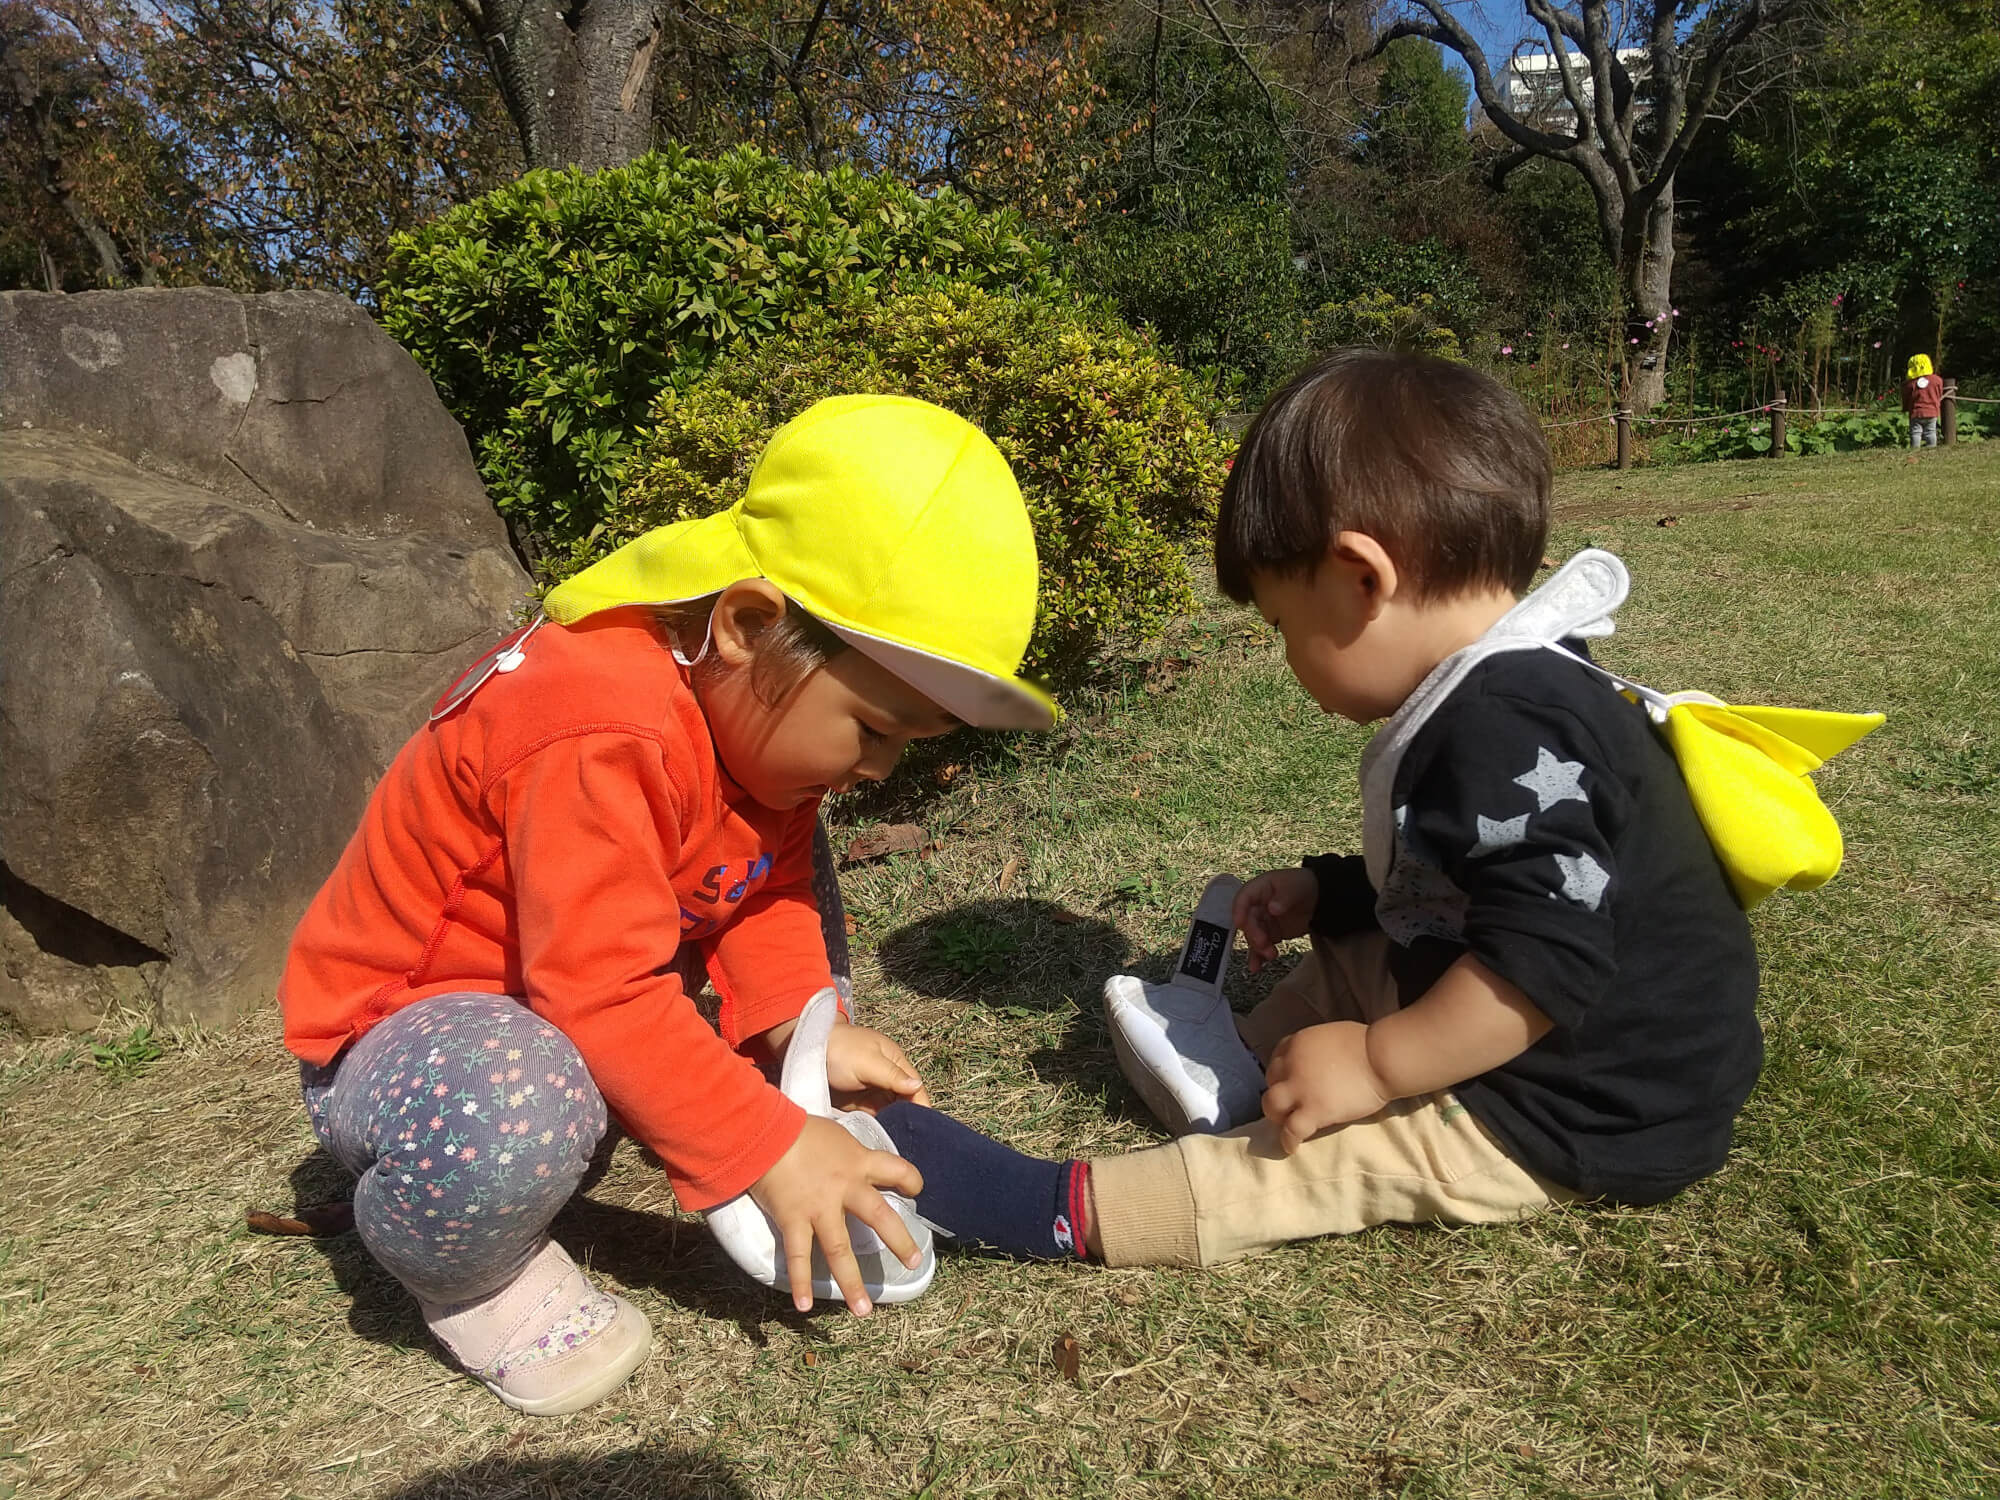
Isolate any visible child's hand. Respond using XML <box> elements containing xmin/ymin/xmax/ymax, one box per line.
<box><xmin>748</xmin><ymin>1114</ymin><xmax>926</xmax><ymax>1315</ymax></box>
<box><xmin>1261</xmin><ymin>1020</ymin><xmax>1392</xmax><ymax>1153</ymax></box>
<box><xmin>1233</xmin><ymin>866</ymin><xmax>1319</xmax><ymax>973</ymax></box>
<box><xmin>824</xmin><ymin>1020</ymin><xmax>932</xmax><ymax>1110</ymax></box>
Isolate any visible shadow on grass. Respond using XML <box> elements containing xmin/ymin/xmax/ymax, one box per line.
<box><xmin>280</xmin><ymin>1143</ymin><xmax>859</xmax><ymax>1355</ymax></box>
<box><xmin>377</xmin><ymin>1444</ymin><xmax>746</xmax><ymax>1499</ymax></box>
<box><xmin>874</xmin><ymin>897</ymin><xmax>1134</xmax><ymax>1008</ymax></box>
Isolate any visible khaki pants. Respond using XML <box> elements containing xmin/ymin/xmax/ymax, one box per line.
<box><xmin>1090</xmin><ymin>933</ymin><xmax>1573</xmax><ymax>1267</ymax></box>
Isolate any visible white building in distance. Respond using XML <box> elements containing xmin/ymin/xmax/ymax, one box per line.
<box><xmin>1498</xmin><ymin>48</ymin><xmax>1650</xmax><ymax>127</ymax></box>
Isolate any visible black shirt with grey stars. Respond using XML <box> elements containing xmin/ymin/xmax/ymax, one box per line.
<box><xmin>1305</xmin><ymin>644</ymin><xmax>1762</xmax><ymax>1205</ymax></box>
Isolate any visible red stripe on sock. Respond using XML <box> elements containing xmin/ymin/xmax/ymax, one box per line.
<box><xmin>1067</xmin><ymin>1161</ymin><xmax>1090</xmax><ymax>1260</ymax></box>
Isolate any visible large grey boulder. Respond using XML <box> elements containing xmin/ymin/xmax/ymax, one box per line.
<box><xmin>1</xmin><ymin>289</ymin><xmax>530</xmax><ymax>1033</ymax></box>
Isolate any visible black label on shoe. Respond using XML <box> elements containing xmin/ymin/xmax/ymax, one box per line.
<box><xmin>1179</xmin><ymin>919</ymin><xmax>1230</xmax><ymax>986</ymax></box>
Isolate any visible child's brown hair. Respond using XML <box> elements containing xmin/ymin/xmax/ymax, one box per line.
<box><xmin>653</xmin><ymin>595</ymin><xmax>847</xmax><ymax>706</ymax></box>
<box><xmin>1215</xmin><ymin>348</ymin><xmax>1551</xmax><ymax>603</ymax></box>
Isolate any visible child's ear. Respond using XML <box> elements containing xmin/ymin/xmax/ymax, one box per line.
<box><xmin>1331</xmin><ymin>531</ymin><xmax>1400</xmax><ymax>617</ymax></box>
<box><xmin>710</xmin><ymin>578</ymin><xmax>788</xmax><ymax>667</ymax></box>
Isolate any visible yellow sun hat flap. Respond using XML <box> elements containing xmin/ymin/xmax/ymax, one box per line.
<box><xmin>543</xmin><ymin>394</ymin><xmax>1056</xmax><ymax>731</ymax></box>
<box><xmin>1556</xmin><ymin>649</ymin><xmax>1884</xmax><ymax>907</ymax></box>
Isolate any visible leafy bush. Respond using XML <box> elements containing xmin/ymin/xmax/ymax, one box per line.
<box><xmin>379</xmin><ymin>145</ymin><xmax>1057</xmax><ymax>554</ymax></box>
<box><xmin>1310</xmin><ymin>290</ymin><xmax>1462</xmax><ymax>359</ymax></box>
<box><xmin>1654</xmin><ymin>404</ymin><xmax>1992</xmax><ymax>462</ymax></box>
<box><xmin>570</xmin><ymin>285</ymin><xmax>1233</xmax><ymax>685</ymax></box>
<box><xmin>1062</xmin><ymin>196</ymin><xmax>1312</xmax><ymax>404</ymax></box>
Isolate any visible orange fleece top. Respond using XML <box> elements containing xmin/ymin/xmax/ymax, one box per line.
<box><xmin>279</xmin><ymin>610</ymin><xmax>833</xmax><ymax>1211</ymax></box>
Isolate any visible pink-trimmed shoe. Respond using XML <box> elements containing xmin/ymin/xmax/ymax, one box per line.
<box><xmin>419</xmin><ymin>1238</ymin><xmax>651</xmax><ymax>1415</ymax></box>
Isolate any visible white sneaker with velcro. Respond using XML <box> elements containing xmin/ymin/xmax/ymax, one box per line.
<box><xmin>1104</xmin><ymin>874</ymin><xmax>1266</xmax><ymax>1135</ymax></box>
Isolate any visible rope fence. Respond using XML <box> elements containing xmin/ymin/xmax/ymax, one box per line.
<box><xmin>1536</xmin><ymin>381</ymin><xmax>1980</xmax><ymax>468</ymax></box>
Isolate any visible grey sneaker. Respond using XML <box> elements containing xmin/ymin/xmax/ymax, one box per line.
<box><xmin>704</xmin><ymin>988</ymin><xmax>936</xmax><ymax>1304</ymax></box>
<box><xmin>1105</xmin><ymin>874</ymin><xmax>1265</xmax><ymax>1134</ymax></box>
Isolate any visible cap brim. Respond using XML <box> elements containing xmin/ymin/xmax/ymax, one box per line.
<box><xmin>823</xmin><ymin>623</ymin><xmax>1058</xmax><ymax>731</ymax></box>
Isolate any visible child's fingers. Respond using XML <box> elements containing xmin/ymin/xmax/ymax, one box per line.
<box><xmin>846</xmin><ymin>1180</ymin><xmax>923</xmax><ymax>1272</ymax></box>
<box><xmin>776</xmin><ymin>1214</ymin><xmax>818</xmax><ymax>1313</ymax></box>
<box><xmin>810</xmin><ymin>1210</ymin><xmax>873</xmax><ymax>1318</ymax></box>
<box><xmin>862</xmin><ymin>1145</ymin><xmax>924</xmax><ymax>1200</ymax></box>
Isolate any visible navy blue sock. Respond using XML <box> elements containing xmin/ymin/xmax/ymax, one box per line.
<box><xmin>875</xmin><ymin>1101</ymin><xmax>1091</xmax><ymax>1261</ymax></box>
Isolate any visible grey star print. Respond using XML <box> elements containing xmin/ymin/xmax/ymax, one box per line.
<box><xmin>1469</xmin><ymin>813</ymin><xmax>1530</xmax><ymax>858</ymax></box>
<box><xmin>1514</xmin><ymin>747</ymin><xmax>1590</xmax><ymax>811</ymax></box>
<box><xmin>1553</xmin><ymin>851</ymin><xmax>1610</xmax><ymax>910</ymax></box>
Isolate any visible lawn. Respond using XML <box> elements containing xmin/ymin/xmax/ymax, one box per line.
<box><xmin>2</xmin><ymin>444</ymin><xmax>1996</xmax><ymax>1499</ymax></box>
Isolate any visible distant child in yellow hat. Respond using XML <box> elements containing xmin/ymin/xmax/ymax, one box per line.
<box><xmin>278</xmin><ymin>395</ymin><xmax>1054</xmax><ymax>1414</ymax></box>
<box><xmin>1902</xmin><ymin>353</ymin><xmax>1943</xmax><ymax>449</ymax></box>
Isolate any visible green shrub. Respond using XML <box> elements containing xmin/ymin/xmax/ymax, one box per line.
<box><xmin>1062</xmin><ymin>197</ymin><xmax>1313</xmax><ymax>404</ymax></box>
<box><xmin>569</xmin><ymin>285</ymin><xmax>1233</xmax><ymax>686</ymax></box>
<box><xmin>1653</xmin><ymin>404</ymin><xmax>1992</xmax><ymax>462</ymax></box>
<box><xmin>379</xmin><ymin>145</ymin><xmax>1057</xmax><ymax>554</ymax></box>
<box><xmin>1310</xmin><ymin>290</ymin><xmax>1462</xmax><ymax>359</ymax></box>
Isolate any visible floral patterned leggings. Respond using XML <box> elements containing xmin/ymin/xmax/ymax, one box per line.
<box><xmin>300</xmin><ymin>993</ymin><xmax>609</xmax><ymax>1304</ymax></box>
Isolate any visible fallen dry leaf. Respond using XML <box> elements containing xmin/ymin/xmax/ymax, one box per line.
<box><xmin>801</xmin><ymin>1350</ymin><xmax>818</xmax><ymax>1368</ymax></box>
<box><xmin>998</xmin><ymin>855</ymin><xmax>1021</xmax><ymax>892</ymax></box>
<box><xmin>1656</xmin><ymin>515</ymin><xmax>1680</xmax><ymax>527</ymax></box>
<box><xmin>933</xmin><ymin>762</ymin><xmax>964</xmax><ymax>789</ymax></box>
<box><xmin>245</xmin><ymin>1202</ymin><xmax>354</xmax><ymax>1237</ymax></box>
<box><xmin>842</xmin><ymin>824</ymin><xmax>930</xmax><ymax>865</ymax></box>
<box><xmin>1052</xmin><ymin>1333</ymin><xmax>1081</xmax><ymax>1384</ymax></box>
<box><xmin>1049</xmin><ymin>910</ymin><xmax>1084</xmax><ymax>926</ymax></box>
<box><xmin>842</xmin><ymin>915</ymin><xmax>857</xmax><ymax>936</ymax></box>
<box><xmin>1513</xmin><ymin>1443</ymin><xmax>1537</xmax><ymax>1459</ymax></box>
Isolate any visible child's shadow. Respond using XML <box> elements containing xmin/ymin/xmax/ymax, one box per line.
<box><xmin>377</xmin><ymin>1445</ymin><xmax>747</xmax><ymax>1499</ymax></box>
<box><xmin>874</xmin><ymin>897</ymin><xmax>1294</xmax><ymax>1131</ymax></box>
<box><xmin>283</xmin><ymin>1142</ymin><xmax>846</xmax><ymax>1355</ymax></box>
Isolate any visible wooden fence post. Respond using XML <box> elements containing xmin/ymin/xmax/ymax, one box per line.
<box><xmin>1942</xmin><ymin>380</ymin><xmax>1957</xmax><ymax>445</ymax></box>
<box><xmin>1770</xmin><ymin>392</ymin><xmax>1786</xmax><ymax>457</ymax></box>
<box><xmin>1615</xmin><ymin>407</ymin><xmax>1631</xmax><ymax>470</ymax></box>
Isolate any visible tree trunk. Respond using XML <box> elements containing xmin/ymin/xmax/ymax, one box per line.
<box><xmin>1622</xmin><ymin>187</ymin><xmax>1675</xmax><ymax>413</ymax></box>
<box><xmin>473</xmin><ymin>0</ymin><xmax>665</xmax><ymax>171</ymax></box>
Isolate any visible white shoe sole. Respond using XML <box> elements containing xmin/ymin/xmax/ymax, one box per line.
<box><xmin>485</xmin><ymin>1297</ymin><xmax>654</xmax><ymax>1416</ymax></box>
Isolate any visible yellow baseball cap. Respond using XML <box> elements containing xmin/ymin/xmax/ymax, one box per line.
<box><xmin>545</xmin><ymin>394</ymin><xmax>1056</xmax><ymax>730</ymax></box>
<box><xmin>1908</xmin><ymin>353</ymin><xmax>1933</xmax><ymax>378</ymax></box>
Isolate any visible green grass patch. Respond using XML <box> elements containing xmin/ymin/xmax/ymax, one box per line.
<box><xmin>1</xmin><ymin>443</ymin><xmax>1995</xmax><ymax>1497</ymax></box>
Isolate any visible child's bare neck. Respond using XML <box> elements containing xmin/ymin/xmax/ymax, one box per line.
<box><xmin>1383</xmin><ymin>586</ymin><xmax>1520</xmax><ymax>711</ymax></box>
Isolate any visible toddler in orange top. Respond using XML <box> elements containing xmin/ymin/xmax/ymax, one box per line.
<box><xmin>279</xmin><ymin>395</ymin><xmax>1055</xmax><ymax>1415</ymax></box>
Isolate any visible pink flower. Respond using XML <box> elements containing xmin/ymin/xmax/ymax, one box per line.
<box><xmin>1873</xmin><ymin>341</ymin><xmax>1882</xmax><ymax>348</ymax></box>
<box><xmin>489</xmin><ymin>1071</ymin><xmax>504</xmax><ymax>1084</ymax></box>
<box><xmin>433</xmin><ymin>1084</ymin><xmax>448</xmax><ymax>1097</ymax></box>
<box><xmin>459</xmin><ymin>1147</ymin><xmax>477</xmax><ymax>1162</ymax></box>
<box><xmin>1500</xmin><ymin>345</ymin><xmax>1514</xmax><ymax>356</ymax></box>
<box><xmin>418</xmin><ymin>1157</ymin><xmax>433</xmax><ymax>1169</ymax></box>
<box><xmin>1561</xmin><ymin>342</ymin><xmax>1570</xmax><ymax>349</ymax></box>
<box><xmin>1630</xmin><ymin>337</ymin><xmax>1640</xmax><ymax>344</ymax></box>
<box><xmin>429</xmin><ymin>1116</ymin><xmax>443</xmax><ymax>1130</ymax></box>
